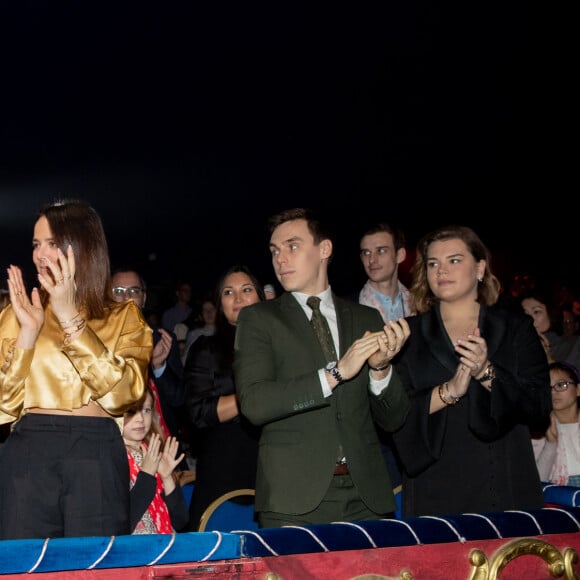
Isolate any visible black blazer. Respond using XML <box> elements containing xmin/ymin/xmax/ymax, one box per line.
<box><xmin>392</xmin><ymin>303</ymin><xmax>551</xmax><ymax>517</ymax></box>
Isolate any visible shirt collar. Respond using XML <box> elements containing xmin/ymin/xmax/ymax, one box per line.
<box><xmin>293</xmin><ymin>286</ymin><xmax>333</xmax><ymax>309</ymax></box>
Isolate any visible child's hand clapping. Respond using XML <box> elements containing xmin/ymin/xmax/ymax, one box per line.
<box><xmin>140</xmin><ymin>433</ymin><xmax>163</xmax><ymax>476</ymax></box>
<box><xmin>158</xmin><ymin>436</ymin><xmax>185</xmax><ymax>480</ymax></box>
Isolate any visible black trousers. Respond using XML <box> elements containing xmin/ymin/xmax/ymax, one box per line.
<box><xmin>0</xmin><ymin>414</ymin><xmax>130</xmax><ymax>539</ymax></box>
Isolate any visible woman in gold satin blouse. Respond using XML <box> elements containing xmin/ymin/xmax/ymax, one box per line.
<box><xmin>0</xmin><ymin>199</ymin><xmax>153</xmax><ymax>539</ymax></box>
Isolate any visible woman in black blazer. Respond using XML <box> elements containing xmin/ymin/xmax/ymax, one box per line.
<box><xmin>392</xmin><ymin>225</ymin><xmax>551</xmax><ymax>517</ymax></box>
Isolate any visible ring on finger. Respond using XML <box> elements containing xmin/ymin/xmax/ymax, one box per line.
<box><xmin>57</xmin><ymin>278</ymin><xmax>64</xmax><ymax>284</ymax></box>
<box><xmin>65</xmin><ymin>275</ymin><xmax>72</xmax><ymax>280</ymax></box>
<box><xmin>388</xmin><ymin>346</ymin><xmax>396</xmax><ymax>352</ymax></box>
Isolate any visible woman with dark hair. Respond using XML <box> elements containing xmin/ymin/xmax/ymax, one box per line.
<box><xmin>534</xmin><ymin>361</ymin><xmax>580</xmax><ymax>485</ymax></box>
<box><xmin>521</xmin><ymin>288</ymin><xmax>580</xmax><ymax>373</ymax></box>
<box><xmin>183</xmin><ymin>264</ymin><xmax>264</xmax><ymax>530</ymax></box>
<box><xmin>392</xmin><ymin>224</ymin><xmax>551</xmax><ymax>517</ymax></box>
<box><xmin>0</xmin><ymin>198</ymin><xmax>152</xmax><ymax>539</ymax></box>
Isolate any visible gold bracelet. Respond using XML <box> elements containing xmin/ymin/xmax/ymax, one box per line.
<box><xmin>445</xmin><ymin>382</ymin><xmax>461</xmax><ymax>405</ymax></box>
<box><xmin>63</xmin><ymin>318</ymin><xmax>86</xmax><ymax>344</ymax></box>
<box><xmin>438</xmin><ymin>384</ymin><xmax>450</xmax><ymax>405</ymax></box>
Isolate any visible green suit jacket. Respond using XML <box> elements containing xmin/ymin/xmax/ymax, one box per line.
<box><xmin>234</xmin><ymin>292</ymin><xmax>410</xmax><ymax>516</ymax></box>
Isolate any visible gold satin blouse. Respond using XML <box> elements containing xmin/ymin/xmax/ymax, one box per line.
<box><xmin>0</xmin><ymin>300</ymin><xmax>153</xmax><ymax>424</ymax></box>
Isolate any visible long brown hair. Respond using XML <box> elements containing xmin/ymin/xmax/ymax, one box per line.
<box><xmin>411</xmin><ymin>224</ymin><xmax>501</xmax><ymax>313</ymax></box>
<box><xmin>38</xmin><ymin>198</ymin><xmax>112</xmax><ymax>319</ymax></box>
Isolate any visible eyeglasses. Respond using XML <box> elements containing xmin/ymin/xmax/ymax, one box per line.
<box><xmin>551</xmin><ymin>380</ymin><xmax>576</xmax><ymax>392</ymax></box>
<box><xmin>112</xmin><ymin>286</ymin><xmax>144</xmax><ymax>299</ymax></box>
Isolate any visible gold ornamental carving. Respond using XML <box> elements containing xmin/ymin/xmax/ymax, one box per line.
<box><xmin>468</xmin><ymin>537</ymin><xmax>579</xmax><ymax>579</ymax></box>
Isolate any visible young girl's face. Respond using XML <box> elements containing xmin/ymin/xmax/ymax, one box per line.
<box><xmin>123</xmin><ymin>393</ymin><xmax>154</xmax><ymax>446</ymax></box>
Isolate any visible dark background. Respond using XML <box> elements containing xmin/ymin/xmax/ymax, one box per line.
<box><xmin>0</xmin><ymin>2</ymin><xmax>574</xmax><ymax>307</ymax></box>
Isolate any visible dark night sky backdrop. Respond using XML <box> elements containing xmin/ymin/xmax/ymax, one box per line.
<box><xmin>0</xmin><ymin>2</ymin><xmax>574</xmax><ymax>305</ymax></box>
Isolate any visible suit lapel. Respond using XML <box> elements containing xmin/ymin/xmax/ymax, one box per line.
<box><xmin>423</xmin><ymin>303</ymin><xmax>507</xmax><ymax>374</ymax></box>
<box><xmin>422</xmin><ymin>305</ymin><xmax>460</xmax><ymax>373</ymax></box>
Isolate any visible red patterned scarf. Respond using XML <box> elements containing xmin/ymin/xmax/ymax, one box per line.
<box><xmin>127</xmin><ymin>444</ymin><xmax>173</xmax><ymax>534</ymax></box>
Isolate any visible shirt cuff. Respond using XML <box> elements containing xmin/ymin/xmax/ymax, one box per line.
<box><xmin>369</xmin><ymin>365</ymin><xmax>393</xmax><ymax>396</ymax></box>
<box><xmin>152</xmin><ymin>362</ymin><xmax>166</xmax><ymax>379</ymax></box>
<box><xmin>319</xmin><ymin>368</ymin><xmax>333</xmax><ymax>397</ymax></box>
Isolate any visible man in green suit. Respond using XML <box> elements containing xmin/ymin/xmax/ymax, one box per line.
<box><xmin>234</xmin><ymin>208</ymin><xmax>411</xmax><ymax>528</ymax></box>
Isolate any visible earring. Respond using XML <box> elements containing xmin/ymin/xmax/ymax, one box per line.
<box><xmin>478</xmin><ymin>277</ymin><xmax>483</xmax><ymax>283</ymax></box>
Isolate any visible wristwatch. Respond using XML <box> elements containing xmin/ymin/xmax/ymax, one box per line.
<box><xmin>477</xmin><ymin>362</ymin><xmax>495</xmax><ymax>382</ymax></box>
<box><xmin>325</xmin><ymin>361</ymin><xmax>344</xmax><ymax>384</ymax></box>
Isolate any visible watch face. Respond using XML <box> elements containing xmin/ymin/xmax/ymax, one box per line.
<box><xmin>326</xmin><ymin>361</ymin><xmax>337</xmax><ymax>371</ymax></box>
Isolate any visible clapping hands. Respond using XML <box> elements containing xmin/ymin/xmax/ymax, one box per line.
<box><xmin>141</xmin><ymin>434</ymin><xmax>185</xmax><ymax>481</ymax></box>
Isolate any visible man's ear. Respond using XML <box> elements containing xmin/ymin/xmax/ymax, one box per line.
<box><xmin>320</xmin><ymin>239</ymin><xmax>333</xmax><ymax>260</ymax></box>
<box><xmin>396</xmin><ymin>247</ymin><xmax>407</xmax><ymax>265</ymax></box>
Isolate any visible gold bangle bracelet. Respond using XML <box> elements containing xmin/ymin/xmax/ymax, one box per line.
<box><xmin>445</xmin><ymin>382</ymin><xmax>461</xmax><ymax>404</ymax></box>
<box><xmin>63</xmin><ymin>319</ymin><xmax>86</xmax><ymax>344</ymax></box>
<box><xmin>438</xmin><ymin>384</ymin><xmax>450</xmax><ymax>405</ymax></box>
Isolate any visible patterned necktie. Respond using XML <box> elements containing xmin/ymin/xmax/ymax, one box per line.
<box><xmin>307</xmin><ymin>296</ymin><xmax>337</xmax><ymax>362</ymax></box>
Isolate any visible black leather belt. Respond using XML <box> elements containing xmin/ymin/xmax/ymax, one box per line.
<box><xmin>333</xmin><ymin>462</ymin><xmax>350</xmax><ymax>476</ymax></box>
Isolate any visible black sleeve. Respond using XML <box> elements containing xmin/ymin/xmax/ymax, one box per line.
<box><xmin>129</xmin><ymin>472</ymin><xmax>157</xmax><ymax>532</ymax></box>
<box><xmin>183</xmin><ymin>337</ymin><xmax>221</xmax><ymax>429</ymax></box>
<box><xmin>153</xmin><ymin>332</ymin><xmax>185</xmax><ymax>408</ymax></box>
<box><xmin>163</xmin><ymin>485</ymin><xmax>190</xmax><ymax>532</ymax></box>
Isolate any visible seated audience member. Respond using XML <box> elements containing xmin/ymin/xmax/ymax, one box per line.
<box><xmin>533</xmin><ymin>361</ymin><xmax>580</xmax><ymax>486</ymax></box>
<box><xmin>180</xmin><ymin>298</ymin><xmax>217</xmax><ymax>365</ymax></box>
<box><xmin>124</xmin><ymin>386</ymin><xmax>189</xmax><ymax>533</ymax></box>
<box><xmin>521</xmin><ymin>288</ymin><xmax>580</xmax><ymax>372</ymax></box>
<box><xmin>161</xmin><ymin>280</ymin><xmax>193</xmax><ymax>333</ymax></box>
<box><xmin>263</xmin><ymin>283</ymin><xmax>277</xmax><ymax>300</ymax></box>
<box><xmin>183</xmin><ymin>264</ymin><xmax>263</xmax><ymax>530</ymax></box>
<box><xmin>520</xmin><ymin>288</ymin><xmax>559</xmax><ymax>363</ymax></box>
